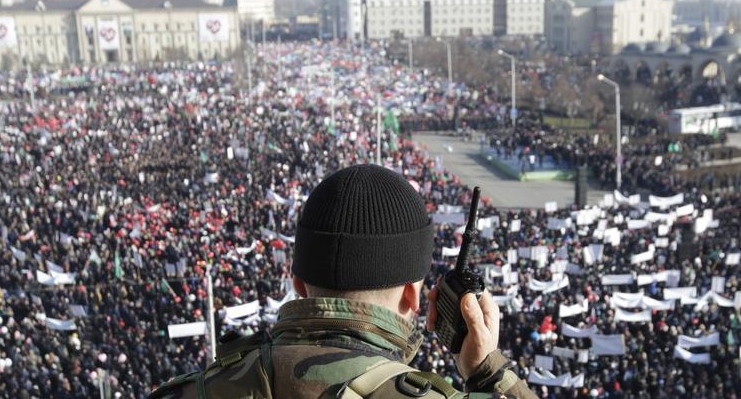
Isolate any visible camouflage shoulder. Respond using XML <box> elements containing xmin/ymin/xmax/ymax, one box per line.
<box><xmin>148</xmin><ymin>371</ymin><xmax>202</xmax><ymax>399</ymax></box>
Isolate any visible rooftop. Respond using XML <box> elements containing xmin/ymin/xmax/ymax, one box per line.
<box><xmin>0</xmin><ymin>0</ymin><xmax>224</xmax><ymax>11</ymax></box>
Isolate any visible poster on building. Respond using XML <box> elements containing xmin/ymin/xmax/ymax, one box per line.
<box><xmin>97</xmin><ymin>19</ymin><xmax>120</xmax><ymax>50</ymax></box>
<box><xmin>199</xmin><ymin>14</ymin><xmax>229</xmax><ymax>42</ymax></box>
<box><xmin>0</xmin><ymin>17</ymin><xmax>18</xmax><ymax>48</ymax></box>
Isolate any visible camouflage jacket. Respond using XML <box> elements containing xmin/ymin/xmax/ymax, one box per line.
<box><xmin>148</xmin><ymin>298</ymin><xmax>537</xmax><ymax>399</ymax></box>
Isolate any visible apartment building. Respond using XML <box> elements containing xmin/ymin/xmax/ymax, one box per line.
<box><xmin>545</xmin><ymin>0</ymin><xmax>673</xmax><ymax>55</ymax></box>
<box><xmin>0</xmin><ymin>0</ymin><xmax>240</xmax><ymax>66</ymax></box>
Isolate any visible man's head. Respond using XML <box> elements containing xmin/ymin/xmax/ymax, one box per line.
<box><xmin>292</xmin><ymin>164</ymin><xmax>434</xmax><ymax>293</ymax></box>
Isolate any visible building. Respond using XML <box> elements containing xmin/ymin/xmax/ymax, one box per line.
<box><xmin>233</xmin><ymin>0</ymin><xmax>275</xmax><ymax>24</ymax></box>
<box><xmin>673</xmin><ymin>0</ymin><xmax>741</xmax><ymax>31</ymax></box>
<box><xmin>0</xmin><ymin>0</ymin><xmax>240</xmax><ymax>67</ymax></box>
<box><xmin>350</xmin><ymin>0</ymin><xmax>495</xmax><ymax>40</ymax></box>
<box><xmin>505</xmin><ymin>0</ymin><xmax>545</xmax><ymax>36</ymax></box>
<box><xmin>544</xmin><ymin>0</ymin><xmax>673</xmax><ymax>55</ymax></box>
<box><xmin>595</xmin><ymin>0</ymin><xmax>673</xmax><ymax>55</ymax></box>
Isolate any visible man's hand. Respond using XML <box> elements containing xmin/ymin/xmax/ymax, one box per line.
<box><xmin>427</xmin><ymin>285</ymin><xmax>500</xmax><ymax>380</ymax></box>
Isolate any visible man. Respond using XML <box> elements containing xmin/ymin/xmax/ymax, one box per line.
<box><xmin>149</xmin><ymin>164</ymin><xmax>537</xmax><ymax>398</ymax></box>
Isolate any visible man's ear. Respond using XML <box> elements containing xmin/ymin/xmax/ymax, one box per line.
<box><xmin>399</xmin><ymin>281</ymin><xmax>423</xmax><ymax>315</ymax></box>
<box><xmin>293</xmin><ymin>276</ymin><xmax>308</xmax><ymax>298</ymax></box>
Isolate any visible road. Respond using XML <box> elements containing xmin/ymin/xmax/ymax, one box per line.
<box><xmin>411</xmin><ymin>132</ymin><xmax>611</xmax><ymax>209</ymax></box>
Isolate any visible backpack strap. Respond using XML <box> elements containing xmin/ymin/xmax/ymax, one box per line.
<box><xmin>339</xmin><ymin>362</ymin><xmax>465</xmax><ymax>399</ymax></box>
<box><xmin>340</xmin><ymin>362</ymin><xmax>416</xmax><ymax>398</ymax></box>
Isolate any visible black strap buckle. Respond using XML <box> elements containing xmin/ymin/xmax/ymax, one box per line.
<box><xmin>395</xmin><ymin>373</ymin><xmax>432</xmax><ymax>397</ymax></box>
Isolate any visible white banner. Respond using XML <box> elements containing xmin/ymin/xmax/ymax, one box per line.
<box><xmin>591</xmin><ymin>334</ymin><xmax>626</xmax><ymax>356</ymax></box>
<box><xmin>36</xmin><ymin>270</ymin><xmax>76</xmax><ymax>286</ymax></box>
<box><xmin>0</xmin><ymin>17</ymin><xmax>18</xmax><ymax>48</ymax></box>
<box><xmin>10</xmin><ymin>246</ymin><xmax>25</xmax><ymax>262</ymax></box>
<box><xmin>46</xmin><ymin>318</ymin><xmax>77</xmax><ymax>331</ymax></box>
<box><xmin>552</xmin><ymin>346</ymin><xmax>575</xmax><ymax>359</ymax></box>
<box><xmin>97</xmin><ymin>19</ymin><xmax>120</xmax><ymax>50</ymax></box>
<box><xmin>603</xmin><ymin>227</ymin><xmax>621</xmax><ymax>246</ymax></box>
<box><xmin>438</xmin><ymin>204</ymin><xmax>463</xmax><ymax>214</ymax></box>
<box><xmin>69</xmin><ymin>305</ymin><xmax>88</xmax><ymax>318</ymax></box>
<box><xmin>727</xmin><ymin>253</ymin><xmax>741</xmax><ymax>266</ymax></box>
<box><xmin>561</xmin><ymin>323</ymin><xmax>598</xmax><ymax>338</ymax></box>
<box><xmin>547</xmin><ymin>217</ymin><xmax>572</xmax><ymax>231</ymax></box>
<box><xmin>610</xmin><ymin>292</ymin><xmax>644</xmax><ymax>308</ymax></box>
<box><xmin>441</xmin><ymin>246</ymin><xmax>460</xmax><ymax>257</ymax></box>
<box><xmin>544</xmin><ymin>201</ymin><xmax>558</xmax><ymax>213</ymax></box>
<box><xmin>693</xmin><ymin>291</ymin><xmax>735</xmax><ymax>311</ymax></box>
<box><xmin>432</xmin><ymin>213</ymin><xmax>465</xmax><ymax>225</ymax></box>
<box><xmin>477</xmin><ymin>216</ymin><xmax>499</xmax><ymax>230</ymax></box>
<box><xmin>266</xmin><ymin>189</ymin><xmax>288</xmax><ymax>205</ymax></box>
<box><xmin>614</xmin><ymin>190</ymin><xmax>630</xmax><ymax>205</ymax></box>
<box><xmin>637</xmin><ymin>271</ymin><xmax>665</xmax><ymax>286</ymax></box>
<box><xmin>199</xmin><ymin>14</ymin><xmax>229</xmax><ymax>42</ymax></box>
<box><xmin>649</xmin><ymin>193</ymin><xmax>684</xmax><ymax>208</ymax></box>
<box><xmin>527</xmin><ymin>369</ymin><xmax>571</xmax><ymax>387</ymax></box>
<box><xmin>677</xmin><ymin>333</ymin><xmax>720</xmax><ymax>348</ymax></box>
<box><xmin>645</xmin><ymin>212</ymin><xmax>673</xmax><ymax>223</ymax></box>
<box><xmin>673</xmin><ymin>345</ymin><xmax>711</xmax><ymax>364</ymax></box>
<box><xmin>641</xmin><ymin>296</ymin><xmax>675</xmax><ymax>311</ymax></box>
<box><xmin>224</xmin><ymin>300</ymin><xmax>260</xmax><ymax>319</ymax></box>
<box><xmin>614</xmin><ymin>308</ymin><xmax>652</xmax><ymax>322</ymax></box>
<box><xmin>601</xmin><ymin>274</ymin><xmax>634</xmax><ymax>286</ymax></box>
<box><xmin>168</xmin><ymin>321</ymin><xmax>207</xmax><ymax>338</ymax></box>
<box><xmin>509</xmin><ymin>219</ymin><xmax>521</xmax><ymax>232</ymax></box>
<box><xmin>627</xmin><ymin>219</ymin><xmax>651</xmax><ymax>230</ymax></box>
<box><xmin>559</xmin><ymin>299</ymin><xmax>589</xmax><ymax>318</ymax></box>
<box><xmin>630</xmin><ymin>248</ymin><xmax>655</xmax><ymax>265</ymax></box>
<box><xmin>676</xmin><ymin>203</ymin><xmax>694</xmax><ymax>217</ymax></box>
<box><xmin>528</xmin><ymin>276</ymin><xmax>569</xmax><ymax>294</ymax></box>
<box><xmin>534</xmin><ymin>355</ymin><xmax>554</xmax><ymax>370</ymax></box>
<box><xmin>712</xmin><ymin>276</ymin><xmax>726</xmax><ymax>294</ymax></box>
<box><xmin>664</xmin><ymin>287</ymin><xmax>697</xmax><ymax>300</ymax></box>
<box><xmin>583</xmin><ymin>244</ymin><xmax>604</xmax><ymax>265</ymax></box>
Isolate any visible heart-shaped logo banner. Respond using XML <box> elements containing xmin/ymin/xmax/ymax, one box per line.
<box><xmin>99</xmin><ymin>27</ymin><xmax>116</xmax><ymax>42</ymax></box>
<box><xmin>206</xmin><ymin>19</ymin><xmax>221</xmax><ymax>34</ymax></box>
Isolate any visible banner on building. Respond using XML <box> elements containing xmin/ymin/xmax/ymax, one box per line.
<box><xmin>0</xmin><ymin>17</ymin><xmax>18</xmax><ymax>48</ymax></box>
<box><xmin>199</xmin><ymin>14</ymin><xmax>229</xmax><ymax>42</ymax></box>
<box><xmin>97</xmin><ymin>19</ymin><xmax>120</xmax><ymax>50</ymax></box>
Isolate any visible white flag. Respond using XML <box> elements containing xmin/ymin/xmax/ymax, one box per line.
<box><xmin>168</xmin><ymin>322</ymin><xmax>207</xmax><ymax>338</ymax></box>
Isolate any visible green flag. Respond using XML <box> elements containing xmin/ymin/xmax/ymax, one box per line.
<box><xmin>114</xmin><ymin>251</ymin><xmax>123</xmax><ymax>279</ymax></box>
<box><xmin>160</xmin><ymin>278</ymin><xmax>175</xmax><ymax>296</ymax></box>
<box><xmin>383</xmin><ymin>111</ymin><xmax>400</xmax><ymax>135</ymax></box>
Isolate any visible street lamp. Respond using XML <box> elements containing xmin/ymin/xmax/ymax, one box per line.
<box><xmin>498</xmin><ymin>49</ymin><xmax>516</xmax><ymax>128</ymax></box>
<box><xmin>436</xmin><ymin>38</ymin><xmax>452</xmax><ymax>86</ymax></box>
<box><xmin>408</xmin><ymin>39</ymin><xmax>413</xmax><ymax>70</ymax></box>
<box><xmin>597</xmin><ymin>74</ymin><xmax>622</xmax><ymax>190</ymax></box>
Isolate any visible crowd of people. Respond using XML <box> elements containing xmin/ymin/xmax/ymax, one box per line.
<box><xmin>0</xmin><ymin>41</ymin><xmax>740</xmax><ymax>399</ymax></box>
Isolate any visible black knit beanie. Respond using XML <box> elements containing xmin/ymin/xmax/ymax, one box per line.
<box><xmin>293</xmin><ymin>164</ymin><xmax>434</xmax><ymax>290</ymax></box>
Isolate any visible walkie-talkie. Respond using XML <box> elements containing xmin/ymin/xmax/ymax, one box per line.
<box><xmin>434</xmin><ymin>186</ymin><xmax>485</xmax><ymax>353</ymax></box>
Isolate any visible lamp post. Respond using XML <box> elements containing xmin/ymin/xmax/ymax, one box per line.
<box><xmin>407</xmin><ymin>39</ymin><xmax>413</xmax><ymax>70</ymax></box>
<box><xmin>598</xmin><ymin>74</ymin><xmax>622</xmax><ymax>190</ymax></box>
<box><xmin>436</xmin><ymin>38</ymin><xmax>452</xmax><ymax>86</ymax></box>
<box><xmin>497</xmin><ymin>49</ymin><xmax>516</xmax><ymax>129</ymax></box>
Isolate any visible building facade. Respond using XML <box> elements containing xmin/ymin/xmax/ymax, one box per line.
<box><xmin>0</xmin><ymin>0</ymin><xmax>241</xmax><ymax>67</ymax></box>
<box><xmin>505</xmin><ymin>0</ymin><xmax>544</xmax><ymax>36</ymax></box>
<box><xmin>596</xmin><ymin>0</ymin><xmax>673</xmax><ymax>55</ymax></box>
<box><xmin>544</xmin><ymin>0</ymin><xmax>593</xmax><ymax>54</ymax></box>
<box><xmin>350</xmin><ymin>0</ymin><xmax>494</xmax><ymax>40</ymax></box>
<box><xmin>544</xmin><ymin>0</ymin><xmax>673</xmax><ymax>56</ymax></box>
<box><xmin>234</xmin><ymin>0</ymin><xmax>275</xmax><ymax>24</ymax></box>
<box><xmin>673</xmin><ymin>0</ymin><xmax>741</xmax><ymax>30</ymax></box>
